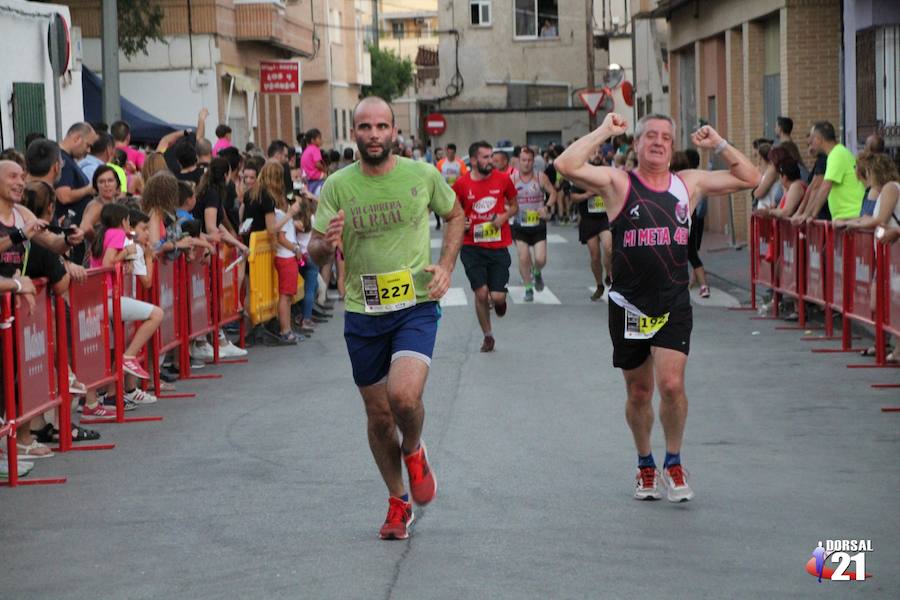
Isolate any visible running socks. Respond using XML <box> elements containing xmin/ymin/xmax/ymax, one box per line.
<box><xmin>663</xmin><ymin>452</ymin><xmax>681</xmax><ymax>468</ymax></box>
<box><xmin>638</xmin><ymin>453</ymin><xmax>655</xmax><ymax>469</ymax></box>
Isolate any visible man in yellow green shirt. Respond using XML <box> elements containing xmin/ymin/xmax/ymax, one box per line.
<box><xmin>802</xmin><ymin>121</ymin><xmax>864</xmax><ymax>222</ymax></box>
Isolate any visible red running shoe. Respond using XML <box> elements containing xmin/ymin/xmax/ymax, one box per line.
<box><xmin>403</xmin><ymin>443</ymin><xmax>437</xmax><ymax>505</ymax></box>
<box><xmin>380</xmin><ymin>496</ymin><xmax>414</xmax><ymax>540</ymax></box>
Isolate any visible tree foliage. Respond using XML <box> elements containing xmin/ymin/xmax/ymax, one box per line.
<box><xmin>361</xmin><ymin>45</ymin><xmax>414</xmax><ymax>102</ymax></box>
<box><xmin>38</xmin><ymin>0</ymin><xmax>164</xmax><ymax>58</ymax></box>
<box><xmin>117</xmin><ymin>0</ymin><xmax>165</xmax><ymax>58</ymax></box>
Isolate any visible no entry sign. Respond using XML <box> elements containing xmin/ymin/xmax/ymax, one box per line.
<box><xmin>425</xmin><ymin>113</ymin><xmax>447</xmax><ymax>136</ymax></box>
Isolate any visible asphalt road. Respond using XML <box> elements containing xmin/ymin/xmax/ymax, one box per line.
<box><xmin>2</xmin><ymin>222</ymin><xmax>897</xmax><ymax>599</ymax></box>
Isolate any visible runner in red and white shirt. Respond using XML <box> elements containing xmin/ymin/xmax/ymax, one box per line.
<box><xmin>453</xmin><ymin>141</ymin><xmax>518</xmax><ymax>352</ymax></box>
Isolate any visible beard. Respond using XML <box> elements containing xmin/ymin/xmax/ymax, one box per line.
<box><xmin>476</xmin><ymin>162</ymin><xmax>493</xmax><ymax>176</ymax></box>
<box><xmin>357</xmin><ymin>139</ymin><xmax>392</xmax><ymax>166</ymax></box>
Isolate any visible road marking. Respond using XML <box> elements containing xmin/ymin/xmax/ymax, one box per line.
<box><xmin>690</xmin><ymin>287</ymin><xmax>740</xmax><ymax>308</ymax></box>
<box><xmin>508</xmin><ymin>286</ymin><xmax>561</xmax><ymax>304</ymax></box>
<box><xmin>546</xmin><ymin>233</ymin><xmax>568</xmax><ymax>244</ymax></box>
<box><xmin>440</xmin><ymin>287</ymin><xmax>469</xmax><ymax>307</ymax></box>
<box><xmin>587</xmin><ymin>286</ymin><xmax>741</xmax><ymax>308</ymax></box>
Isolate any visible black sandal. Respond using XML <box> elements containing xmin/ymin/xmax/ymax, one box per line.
<box><xmin>30</xmin><ymin>423</ymin><xmax>100</xmax><ymax>443</ymax></box>
<box><xmin>72</xmin><ymin>425</ymin><xmax>101</xmax><ymax>441</ymax></box>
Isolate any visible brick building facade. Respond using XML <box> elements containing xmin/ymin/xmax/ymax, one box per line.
<box><xmin>642</xmin><ymin>0</ymin><xmax>842</xmax><ymax>242</ymax></box>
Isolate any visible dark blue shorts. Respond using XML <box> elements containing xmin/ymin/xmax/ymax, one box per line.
<box><xmin>343</xmin><ymin>301</ymin><xmax>441</xmax><ymax>387</ymax></box>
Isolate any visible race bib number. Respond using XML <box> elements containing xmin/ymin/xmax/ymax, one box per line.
<box><xmin>361</xmin><ymin>269</ymin><xmax>416</xmax><ymax>313</ymax></box>
<box><xmin>624</xmin><ymin>308</ymin><xmax>669</xmax><ymax>340</ymax></box>
<box><xmin>524</xmin><ymin>209</ymin><xmax>541</xmax><ymax>227</ymax></box>
<box><xmin>473</xmin><ymin>221</ymin><xmax>502</xmax><ymax>244</ymax></box>
<box><xmin>588</xmin><ymin>196</ymin><xmax>606</xmax><ymax>214</ymax></box>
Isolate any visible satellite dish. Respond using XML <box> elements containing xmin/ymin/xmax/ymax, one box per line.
<box><xmin>602</xmin><ymin>64</ymin><xmax>625</xmax><ymax>89</ymax></box>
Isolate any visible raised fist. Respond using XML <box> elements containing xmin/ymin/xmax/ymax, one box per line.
<box><xmin>600</xmin><ymin>112</ymin><xmax>628</xmax><ymax>137</ymax></box>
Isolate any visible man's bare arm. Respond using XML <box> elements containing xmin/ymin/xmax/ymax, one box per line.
<box><xmin>437</xmin><ymin>202</ymin><xmax>465</xmax><ymax>272</ymax></box>
<box><xmin>680</xmin><ymin>127</ymin><xmax>759</xmax><ymax>208</ymax></box>
<box><xmin>555</xmin><ymin>113</ymin><xmax>629</xmax><ymax>210</ymax></box>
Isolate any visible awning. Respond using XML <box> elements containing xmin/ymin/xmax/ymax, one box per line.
<box><xmin>221</xmin><ymin>65</ymin><xmax>259</xmax><ymax>94</ymax></box>
<box><xmin>81</xmin><ymin>66</ymin><xmax>190</xmax><ymax>145</ymax></box>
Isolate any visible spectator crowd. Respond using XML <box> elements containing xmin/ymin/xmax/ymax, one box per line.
<box><xmin>0</xmin><ymin>110</ymin><xmax>347</xmax><ymax>478</ymax></box>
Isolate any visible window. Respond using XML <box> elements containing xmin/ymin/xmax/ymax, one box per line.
<box><xmin>515</xmin><ymin>0</ymin><xmax>558</xmax><ymax>39</ymax></box>
<box><xmin>333</xmin><ymin>109</ymin><xmax>339</xmax><ymax>141</ymax></box>
<box><xmin>330</xmin><ymin>9</ymin><xmax>342</xmax><ymax>44</ymax></box>
<box><xmin>507</xmin><ymin>83</ymin><xmax>567</xmax><ymax>109</ymax></box>
<box><xmin>470</xmin><ymin>0</ymin><xmax>491</xmax><ymax>27</ymax></box>
<box><xmin>392</xmin><ymin>21</ymin><xmax>405</xmax><ymax>39</ymax></box>
<box><xmin>342</xmin><ymin>109</ymin><xmax>348</xmax><ymax>140</ymax></box>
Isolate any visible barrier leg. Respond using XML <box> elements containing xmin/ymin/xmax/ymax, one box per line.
<box><xmin>82</xmin><ymin>269</ymin><xmax>163</xmax><ymax>425</ymax></box>
<box><xmin>1</xmin><ymin>422</ymin><xmax>67</xmax><ymax>488</ymax></box>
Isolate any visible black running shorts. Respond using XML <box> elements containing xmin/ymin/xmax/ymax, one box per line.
<box><xmin>511</xmin><ymin>224</ymin><xmax>547</xmax><ymax>246</ymax></box>
<box><xmin>607</xmin><ymin>299</ymin><xmax>692</xmax><ymax>370</ymax></box>
<box><xmin>460</xmin><ymin>245</ymin><xmax>511</xmax><ymax>293</ymax></box>
<box><xmin>578</xmin><ymin>214</ymin><xmax>610</xmax><ymax>244</ymax></box>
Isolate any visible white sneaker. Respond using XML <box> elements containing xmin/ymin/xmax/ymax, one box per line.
<box><xmin>190</xmin><ymin>341</ymin><xmax>215</xmax><ymax>361</ymax></box>
<box><xmin>661</xmin><ymin>464</ymin><xmax>694</xmax><ymax>502</ymax></box>
<box><xmin>0</xmin><ymin>458</ymin><xmax>34</xmax><ymax>478</ymax></box>
<box><xmin>218</xmin><ymin>338</ymin><xmax>248</xmax><ymax>358</ymax></box>
<box><xmin>634</xmin><ymin>467</ymin><xmax>662</xmax><ymax>500</ymax></box>
<box><xmin>124</xmin><ymin>388</ymin><xmax>158</xmax><ymax>405</ymax></box>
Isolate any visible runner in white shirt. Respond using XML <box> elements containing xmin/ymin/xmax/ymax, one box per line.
<box><xmin>509</xmin><ymin>147</ymin><xmax>557</xmax><ymax>301</ymax></box>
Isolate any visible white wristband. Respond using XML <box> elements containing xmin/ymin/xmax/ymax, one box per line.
<box><xmin>713</xmin><ymin>139</ymin><xmax>728</xmax><ymax>155</ymax></box>
<box><xmin>13</xmin><ymin>278</ymin><xmax>22</xmax><ymax>293</ymax></box>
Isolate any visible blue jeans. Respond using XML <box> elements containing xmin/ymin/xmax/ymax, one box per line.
<box><xmin>299</xmin><ymin>258</ymin><xmax>320</xmax><ymax>320</ymax></box>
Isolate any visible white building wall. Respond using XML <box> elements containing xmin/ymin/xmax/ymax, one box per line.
<box><xmin>81</xmin><ymin>35</ymin><xmax>221</xmax><ymax>133</ymax></box>
<box><xmin>0</xmin><ymin>0</ymin><xmax>84</xmax><ymax>147</ymax></box>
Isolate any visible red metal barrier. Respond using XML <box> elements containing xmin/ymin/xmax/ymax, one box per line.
<box><xmin>72</xmin><ymin>265</ymin><xmax>162</xmax><ymax>425</ymax></box>
<box><xmin>212</xmin><ymin>245</ymin><xmax>247</xmax><ymax>364</ymax></box>
<box><xmin>150</xmin><ymin>255</ymin><xmax>194</xmax><ymax>399</ymax></box>
<box><xmin>873</xmin><ymin>240</ymin><xmax>900</xmax><ymax>392</ymax></box>
<box><xmin>54</xmin><ymin>269</ymin><xmax>116</xmax><ymax>452</ymax></box>
<box><xmin>1</xmin><ymin>282</ymin><xmax>67</xmax><ymax>487</ymax></box>
<box><xmin>808</xmin><ymin>228</ymin><xmax>864</xmax><ymax>354</ymax></box>
<box><xmin>800</xmin><ymin>221</ymin><xmax>836</xmax><ymax>339</ymax></box>
<box><xmin>749</xmin><ymin>214</ymin><xmax>780</xmax><ymax>320</ymax></box>
<box><xmin>772</xmin><ymin>219</ymin><xmax>814</xmax><ymax>330</ymax></box>
<box><xmin>179</xmin><ymin>257</ymin><xmax>222</xmax><ymax>381</ymax></box>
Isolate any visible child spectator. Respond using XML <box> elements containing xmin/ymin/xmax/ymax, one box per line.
<box><xmin>292</xmin><ymin>198</ymin><xmax>319</xmax><ymax>335</ymax></box>
<box><xmin>121</xmin><ymin>209</ymin><xmax>159</xmax><ymax>405</ymax></box>
<box><xmin>273</xmin><ymin>191</ymin><xmax>303</xmax><ymax>344</ymax></box>
<box><xmin>213</xmin><ymin>125</ymin><xmax>233</xmax><ymax>157</ymax></box>
<box><xmin>85</xmin><ymin>204</ymin><xmax>163</xmax><ymax>417</ymax></box>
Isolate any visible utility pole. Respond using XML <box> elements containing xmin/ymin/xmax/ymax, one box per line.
<box><xmin>372</xmin><ymin>0</ymin><xmax>379</xmax><ymax>50</ymax></box>
<box><xmin>586</xmin><ymin>0</ymin><xmax>596</xmax><ymax>130</ymax></box>
<box><xmin>101</xmin><ymin>0</ymin><xmax>121</xmax><ymax>123</ymax></box>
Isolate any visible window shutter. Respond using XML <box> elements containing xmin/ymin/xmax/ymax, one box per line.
<box><xmin>13</xmin><ymin>82</ymin><xmax>46</xmax><ymax>152</ymax></box>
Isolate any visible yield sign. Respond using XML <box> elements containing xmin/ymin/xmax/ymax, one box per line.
<box><xmin>579</xmin><ymin>89</ymin><xmax>609</xmax><ymax>115</ymax></box>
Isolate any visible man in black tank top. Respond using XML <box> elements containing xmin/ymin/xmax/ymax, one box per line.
<box><xmin>555</xmin><ymin>113</ymin><xmax>758</xmax><ymax>503</ymax></box>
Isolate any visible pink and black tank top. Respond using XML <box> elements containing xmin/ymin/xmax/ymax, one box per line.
<box><xmin>609</xmin><ymin>171</ymin><xmax>692</xmax><ymax>316</ymax></box>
